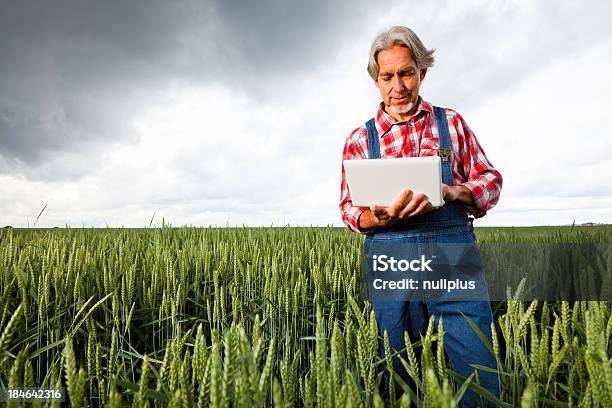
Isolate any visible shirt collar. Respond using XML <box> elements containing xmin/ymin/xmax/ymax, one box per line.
<box><xmin>375</xmin><ymin>96</ymin><xmax>433</xmax><ymax>136</ymax></box>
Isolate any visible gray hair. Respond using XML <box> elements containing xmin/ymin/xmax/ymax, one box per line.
<box><xmin>367</xmin><ymin>26</ymin><xmax>435</xmax><ymax>80</ymax></box>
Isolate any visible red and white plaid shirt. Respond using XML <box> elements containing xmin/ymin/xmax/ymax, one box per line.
<box><xmin>340</xmin><ymin>97</ymin><xmax>503</xmax><ymax>234</ymax></box>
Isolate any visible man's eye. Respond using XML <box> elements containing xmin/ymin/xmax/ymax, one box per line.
<box><xmin>381</xmin><ymin>76</ymin><xmax>391</xmax><ymax>81</ymax></box>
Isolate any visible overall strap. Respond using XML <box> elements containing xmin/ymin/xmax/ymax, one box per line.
<box><xmin>433</xmin><ymin>106</ymin><xmax>454</xmax><ymax>186</ymax></box>
<box><xmin>365</xmin><ymin>118</ymin><xmax>380</xmax><ymax>159</ymax></box>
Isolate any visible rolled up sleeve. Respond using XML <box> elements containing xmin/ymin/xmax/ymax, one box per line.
<box><xmin>339</xmin><ymin>127</ymin><xmax>370</xmax><ymax>234</ymax></box>
<box><xmin>452</xmin><ymin>112</ymin><xmax>503</xmax><ymax>218</ymax></box>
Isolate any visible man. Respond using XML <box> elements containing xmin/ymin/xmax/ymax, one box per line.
<box><xmin>339</xmin><ymin>26</ymin><xmax>502</xmax><ymax>406</ymax></box>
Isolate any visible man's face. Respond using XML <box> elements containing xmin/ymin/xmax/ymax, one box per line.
<box><xmin>374</xmin><ymin>44</ymin><xmax>426</xmax><ymax>121</ymax></box>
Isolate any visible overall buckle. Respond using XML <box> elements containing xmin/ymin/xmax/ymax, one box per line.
<box><xmin>438</xmin><ymin>148</ymin><xmax>451</xmax><ymax>162</ymax></box>
<box><xmin>467</xmin><ymin>216</ymin><xmax>474</xmax><ymax>230</ymax></box>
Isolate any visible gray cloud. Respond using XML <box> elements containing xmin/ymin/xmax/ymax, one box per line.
<box><xmin>210</xmin><ymin>1</ymin><xmax>371</xmax><ymax>77</ymax></box>
<box><xmin>0</xmin><ymin>0</ymin><xmax>380</xmax><ymax>177</ymax></box>
<box><xmin>0</xmin><ymin>0</ymin><xmax>199</xmax><ymax>173</ymax></box>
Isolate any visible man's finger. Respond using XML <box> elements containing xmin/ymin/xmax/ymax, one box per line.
<box><xmin>389</xmin><ymin>189</ymin><xmax>413</xmax><ymax>217</ymax></box>
<box><xmin>408</xmin><ymin>199</ymin><xmax>432</xmax><ymax>217</ymax></box>
<box><xmin>369</xmin><ymin>206</ymin><xmax>390</xmax><ymax>222</ymax></box>
<box><xmin>441</xmin><ymin>184</ymin><xmax>449</xmax><ymax>199</ymax></box>
<box><xmin>370</xmin><ymin>204</ymin><xmax>386</xmax><ymax>213</ymax></box>
<box><xmin>377</xmin><ymin>213</ymin><xmax>390</xmax><ymax>221</ymax></box>
<box><xmin>370</xmin><ymin>204</ymin><xmax>387</xmax><ymax>214</ymax></box>
<box><xmin>398</xmin><ymin>192</ymin><xmax>426</xmax><ymax>218</ymax></box>
<box><xmin>398</xmin><ymin>188</ymin><xmax>414</xmax><ymax>205</ymax></box>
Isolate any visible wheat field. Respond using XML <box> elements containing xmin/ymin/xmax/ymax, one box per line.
<box><xmin>0</xmin><ymin>226</ymin><xmax>610</xmax><ymax>407</ymax></box>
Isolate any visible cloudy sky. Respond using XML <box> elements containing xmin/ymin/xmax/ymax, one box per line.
<box><xmin>1</xmin><ymin>0</ymin><xmax>610</xmax><ymax>228</ymax></box>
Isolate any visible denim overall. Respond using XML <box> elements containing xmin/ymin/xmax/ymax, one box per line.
<box><xmin>363</xmin><ymin>107</ymin><xmax>500</xmax><ymax>407</ymax></box>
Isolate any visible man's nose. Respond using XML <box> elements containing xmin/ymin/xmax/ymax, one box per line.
<box><xmin>392</xmin><ymin>74</ymin><xmax>405</xmax><ymax>91</ymax></box>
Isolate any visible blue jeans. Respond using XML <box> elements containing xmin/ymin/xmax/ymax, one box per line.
<box><xmin>364</xmin><ymin>225</ymin><xmax>500</xmax><ymax>407</ymax></box>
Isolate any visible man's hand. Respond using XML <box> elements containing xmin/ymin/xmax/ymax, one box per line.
<box><xmin>442</xmin><ymin>184</ymin><xmax>475</xmax><ymax>206</ymax></box>
<box><xmin>358</xmin><ymin>188</ymin><xmax>434</xmax><ymax>231</ymax></box>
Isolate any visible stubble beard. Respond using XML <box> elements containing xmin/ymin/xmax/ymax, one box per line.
<box><xmin>389</xmin><ymin>101</ymin><xmax>414</xmax><ymax>117</ymax></box>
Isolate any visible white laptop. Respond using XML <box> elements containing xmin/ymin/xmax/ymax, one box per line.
<box><xmin>343</xmin><ymin>156</ymin><xmax>444</xmax><ymax>208</ymax></box>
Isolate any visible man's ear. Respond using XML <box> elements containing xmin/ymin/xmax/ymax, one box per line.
<box><xmin>373</xmin><ymin>78</ymin><xmax>380</xmax><ymax>89</ymax></box>
<box><xmin>420</xmin><ymin>68</ymin><xmax>427</xmax><ymax>81</ymax></box>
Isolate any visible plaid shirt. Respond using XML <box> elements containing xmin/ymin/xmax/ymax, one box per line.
<box><xmin>340</xmin><ymin>97</ymin><xmax>503</xmax><ymax>234</ymax></box>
